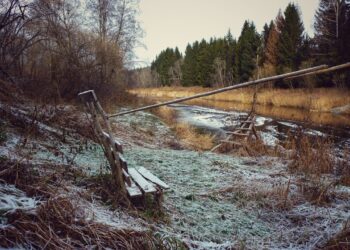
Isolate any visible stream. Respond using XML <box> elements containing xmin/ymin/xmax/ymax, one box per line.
<box><xmin>139</xmin><ymin>97</ymin><xmax>350</xmax><ymax>151</ymax></box>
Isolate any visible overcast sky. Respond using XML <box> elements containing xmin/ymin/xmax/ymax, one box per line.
<box><xmin>133</xmin><ymin>0</ymin><xmax>319</xmax><ymax>67</ymax></box>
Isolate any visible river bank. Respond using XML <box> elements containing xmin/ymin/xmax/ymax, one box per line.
<box><xmin>129</xmin><ymin>87</ymin><xmax>350</xmax><ymax>114</ymax></box>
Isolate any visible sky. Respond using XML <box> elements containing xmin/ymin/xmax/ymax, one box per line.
<box><xmin>133</xmin><ymin>0</ymin><xmax>320</xmax><ymax>67</ymax></box>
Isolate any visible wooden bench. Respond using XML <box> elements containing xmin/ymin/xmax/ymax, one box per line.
<box><xmin>78</xmin><ymin>90</ymin><xmax>169</xmax><ymax>201</ymax></box>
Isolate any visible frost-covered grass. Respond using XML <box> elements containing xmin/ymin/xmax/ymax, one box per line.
<box><xmin>0</xmin><ymin>184</ymin><xmax>39</xmax><ymax>218</ymax></box>
<box><xmin>123</xmin><ymin>146</ymin><xmax>350</xmax><ymax>249</ymax></box>
<box><xmin>1</xmin><ymin>101</ymin><xmax>349</xmax><ymax>249</ymax></box>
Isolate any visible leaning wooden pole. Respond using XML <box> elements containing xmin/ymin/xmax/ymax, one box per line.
<box><xmin>284</xmin><ymin>62</ymin><xmax>350</xmax><ymax>81</ymax></box>
<box><xmin>108</xmin><ymin>64</ymin><xmax>328</xmax><ymax>118</ymax></box>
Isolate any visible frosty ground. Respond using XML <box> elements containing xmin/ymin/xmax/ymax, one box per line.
<box><xmin>0</xmin><ymin>100</ymin><xmax>349</xmax><ymax>249</ymax></box>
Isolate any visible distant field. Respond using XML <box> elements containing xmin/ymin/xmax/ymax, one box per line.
<box><xmin>129</xmin><ymin>87</ymin><xmax>350</xmax><ymax>113</ymax></box>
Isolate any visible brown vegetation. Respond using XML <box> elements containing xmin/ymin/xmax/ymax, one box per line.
<box><xmin>0</xmin><ymin>157</ymin><xmax>169</xmax><ymax>249</ymax></box>
<box><xmin>0</xmin><ymin>0</ymin><xmax>141</xmax><ymax>104</ymax></box>
<box><xmin>284</xmin><ymin>129</ymin><xmax>350</xmax><ymax>205</ymax></box>
<box><xmin>0</xmin><ymin>197</ymin><xmax>159</xmax><ymax>250</ymax></box>
<box><xmin>152</xmin><ymin>106</ymin><xmax>214</xmax><ymax>151</ymax></box>
<box><xmin>130</xmin><ymin>87</ymin><xmax>350</xmax><ymax>112</ymax></box>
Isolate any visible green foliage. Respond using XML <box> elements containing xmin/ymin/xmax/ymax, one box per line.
<box><xmin>151</xmin><ymin>47</ymin><xmax>182</xmax><ymax>86</ymax></box>
<box><xmin>236</xmin><ymin>21</ymin><xmax>261</xmax><ymax>82</ymax></box>
<box><xmin>149</xmin><ymin>1</ymin><xmax>350</xmax><ymax>89</ymax></box>
<box><xmin>182</xmin><ymin>35</ymin><xmax>237</xmax><ymax>87</ymax></box>
<box><xmin>277</xmin><ymin>3</ymin><xmax>305</xmax><ymax>72</ymax></box>
<box><xmin>314</xmin><ymin>0</ymin><xmax>350</xmax><ymax>87</ymax></box>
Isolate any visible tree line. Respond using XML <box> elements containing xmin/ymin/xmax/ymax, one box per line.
<box><xmin>132</xmin><ymin>1</ymin><xmax>350</xmax><ymax>89</ymax></box>
<box><xmin>0</xmin><ymin>0</ymin><xmax>142</xmax><ymax>102</ymax></box>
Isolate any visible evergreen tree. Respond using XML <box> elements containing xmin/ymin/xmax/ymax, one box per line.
<box><xmin>236</xmin><ymin>21</ymin><xmax>260</xmax><ymax>82</ymax></box>
<box><xmin>313</xmin><ymin>0</ymin><xmax>350</xmax><ymax>87</ymax></box>
<box><xmin>259</xmin><ymin>22</ymin><xmax>272</xmax><ymax>66</ymax></box>
<box><xmin>151</xmin><ymin>48</ymin><xmax>182</xmax><ymax>86</ymax></box>
<box><xmin>182</xmin><ymin>44</ymin><xmax>196</xmax><ymax>86</ymax></box>
<box><xmin>224</xmin><ymin>30</ymin><xmax>237</xmax><ymax>85</ymax></box>
<box><xmin>314</xmin><ymin>0</ymin><xmax>350</xmax><ymax>66</ymax></box>
<box><xmin>277</xmin><ymin>3</ymin><xmax>305</xmax><ymax>72</ymax></box>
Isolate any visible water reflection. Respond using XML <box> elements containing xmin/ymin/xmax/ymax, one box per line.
<box><xmin>137</xmin><ymin>96</ymin><xmax>350</xmax><ymax>150</ymax></box>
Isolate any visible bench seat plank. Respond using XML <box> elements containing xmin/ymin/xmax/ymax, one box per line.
<box><xmin>126</xmin><ymin>179</ymin><xmax>143</xmax><ymax>197</ymax></box>
<box><xmin>128</xmin><ymin>168</ymin><xmax>157</xmax><ymax>193</ymax></box>
<box><xmin>137</xmin><ymin>167</ymin><xmax>169</xmax><ymax>189</ymax></box>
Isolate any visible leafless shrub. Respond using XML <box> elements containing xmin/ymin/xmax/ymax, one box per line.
<box><xmin>337</xmin><ymin>148</ymin><xmax>350</xmax><ymax>186</ymax></box>
<box><xmin>283</xmin><ymin>128</ymin><xmax>341</xmax><ymax>205</ymax></box>
<box><xmin>286</xmin><ymin>128</ymin><xmax>335</xmax><ymax>175</ymax></box>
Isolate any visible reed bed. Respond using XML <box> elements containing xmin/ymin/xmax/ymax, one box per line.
<box><xmin>131</xmin><ymin>87</ymin><xmax>350</xmax><ymax>112</ymax></box>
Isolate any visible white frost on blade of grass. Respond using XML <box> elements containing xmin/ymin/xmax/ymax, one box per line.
<box><xmin>278</xmin><ymin>121</ymin><xmax>299</xmax><ymax>128</ymax></box>
<box><xmin>260</xmin><ymin>131</ymin><xmax>279</xmax><ymax>146</ymax></box>
<box><xmin>82</xmin><ymin>200</ymin><xmax>145</xmax><ymax>231</ymax></box>
<box><xmin>0</xmin><ymin>184</ymin><xmax>39</xmax><ymax>215</ymax></box>
<box><xmin>255</xmin><ymin>116</ymin><xmax>272</xmax><ymax>127</ymax></box>
<box><xmin>124</xmin><ymin>147</ymin><xmax>272</xmax><ymax>244</ymax></box>
<box><xmin>123</xmin><ymin>144</ymin><xmax>350</xmax><ymax>249</ymax></box>
<box><xmin>0</xmin><ymin>132</ymin><xmax>21</xmax><ymax>159</ymax></box>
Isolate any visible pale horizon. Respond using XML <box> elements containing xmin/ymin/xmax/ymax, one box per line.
<box><xmin>134</xmin><ymin>0</ymin><xmax>319</xmax><ymax>67</ymax></box>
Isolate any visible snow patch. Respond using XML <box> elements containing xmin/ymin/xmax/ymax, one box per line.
<box><xmin>0</xmin><ymin>184</ymin><xmax>39</xmax><ymax>215</ymax></box>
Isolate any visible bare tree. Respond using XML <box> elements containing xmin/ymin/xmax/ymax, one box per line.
<box><xmin>0</xmin><ymin>0</ymin><xmax>40</xmax><ymax>81</ymax></box>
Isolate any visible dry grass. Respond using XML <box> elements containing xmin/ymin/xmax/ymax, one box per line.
<box><xmin>174</xmin><ymin>123</ymin><xmax>214</xmax><ymax>151</ymax></box>
<box><xmin>323</xmin><ymin>221</ymin><xmax>350</xmax><ymax>249</ymax></box>
<box><xmin>286</xmin><ymin>130</ymin><xmax>335</xmax><ymax>175</ymax></box>
<box><xmin>0</xmin><ymin>197</ymin><xmax>162</xmax><ymax>249</ymax></box>
<box><xmin>337</xmin><ymin>149</ymin><xmax>350</xmax><ymax>187</ymax></box>
<box><xmin>151</xmin><ymin>106</ymin><xmax>214</xmax><ymax>151</ymax></box>
<box><xmin>0</xmin><ymin>159</ymin><xmax>172</xmax><ymax>249</ymax></box>
<box><xmin>130</xmin><ymin>87</ymin><xmax>350</xmax><ymax>112</ymax></box>
<box><xmin>205</xmin><ymin>179</ymin><xmax>299</xmax><ymax>211</ymax></box>
<box><xmin>152</xmin><ymin>106</ymin><xmax>178</xmax><ymax>124</ymax></box>
<box><xmin>282</xmin><ymin>129</ymin><xmax>347</xmax><ymax>205</ymax></box>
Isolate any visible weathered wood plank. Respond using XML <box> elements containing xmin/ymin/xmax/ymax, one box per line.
<box><xmin>128</xmin><ymin>168</ymin><xmax>157</xmax><ymax>193</ymax></box>
<box><xmin>220</xmin><ymin>140</ymin><xmax>243</xmax><ymax>146</ymax></box>
<box><xmin>229</xmin><ymin>132</ymin><xmax>249</xmax><ymax>136</ymax></box>
<box><xmin>234</xmin><ymin>128</ymin><xmax>252</xmax><ymax>131</ymax></box>
<box><xmin>126</xmin><ymin>179</ymin><xmax>143</xmax><ymax>197</ymax></box>
<box><xmin>122</xmin><ymin>169</ymin><xmax>131</xmax><ymax>186</ymax></box>
<box><xmin>118</xmin><ymin>153</ymin><xmax>128</xmax><ymax>171</ymax></box>
<box><xmin>102</xmin><ymin>131</ymin><xmax>123</xmax><ymax>153</ymax></box>
<box><xmin>137</xmin><ymin>167</ymin><xmax>169</xmax><ymax>189</ymax></box>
